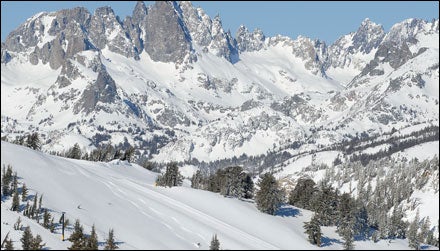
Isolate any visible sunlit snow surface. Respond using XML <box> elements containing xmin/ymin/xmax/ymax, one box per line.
<box><xmin>2</xmin><ymin>141</ymin><xmax>437</xmax><ymax>250</ymax></box>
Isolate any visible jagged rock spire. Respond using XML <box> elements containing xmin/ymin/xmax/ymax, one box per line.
<box><xmin>144</xmin><ymin>1</ymin><xmax>192</xmax><ymax>63</ymax></box>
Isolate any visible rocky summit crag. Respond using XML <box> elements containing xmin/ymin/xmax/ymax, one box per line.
<box><xmin>1</xmin><ymin>1</ymin><xmax>438</xmax><ymax>166</ymax></box>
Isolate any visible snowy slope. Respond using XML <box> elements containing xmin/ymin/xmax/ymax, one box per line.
<box><xmin>1</xmin><ymin>141</ymin><xmax>429</xmax><ymax>250</ymax></box>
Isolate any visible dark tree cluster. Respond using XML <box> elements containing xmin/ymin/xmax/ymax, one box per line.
<box><xmin>289</xmin><ymin>177</ymin><xmax>370</xmax><ymax>249</ymax></box>
<box><xmin>48</xmin><ymin>143</ymin><xmax>137</xmax><ymax>163</ymax></box>
<box><xmin>68</xmin><ymin>219</ymin><xmax>117</xmax><ymax>250</ymax></box>
<box><xmin>346</xmin><ymin>125</ymin><xmax>439</xmax><ymax>166</ymax></box>
<box><xmin>20</xmin><ymin>226</ymin><xmax>45</xmax><ymax>250</ymax></box>
<box><xmin>156</xmin><ymin>162</ymin><xmax>183</xmax><ymax>187</ymax></box>
<box><xmin>255</xmin><ymin>173</ymin><xmax>284</xmax><ymax>215</ymax></box>
<box><xmin>11</xmin><ymin>132</ymin><xmax>41</xmax><ymax>151</ymax></box>
<box><xmin>191</xmin><ymin>166</ymin><xmax>254</xmax><ymax>199</ymax></box>
<box><xmin>288</xmin><ymin>178</ymin><xmax>317</xmax><ymax>210</ymax></box>
<box><xmin>209</xmin><ymin>234</ymin><xmax>221</xmax><ymax>250</ymax></box>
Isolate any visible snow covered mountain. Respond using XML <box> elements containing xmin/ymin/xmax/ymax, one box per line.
<box><xmin>1</xmin><ymin>1</ymin><xmax>438</xmax><ymax>167</ymax></box>
<box><xmin>1</xmin><ymin>3</ymin><xmax>439</xmax><ymax>249</ymax></box>
<box><xmin>1</xmin><ymin>141</ymin><xmax>431</xmax><ymax>250</ymax></box>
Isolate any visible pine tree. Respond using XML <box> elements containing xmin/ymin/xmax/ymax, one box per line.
<box><xmin>229</xmin><ymin>166</ymin><xmax>245</xmax><ymax>198</ymax></box>
<box><xmin>353</xmin><ymin>203</ymin><xmax>369</xmax><ymax>239</ymax></box>
<box><xmin>170</xmin><ymin>162</ymin><xmax>183</xmax><ymax>187</ymax></box>
<box><xmin>338</xmin><ymin>193</ymin><xmax>355</xmax><ymax>250</ymax></box>
<box><xmin>49</xmin><ymin>217</ymin><xmax>55</xmax><ymax>233</ymax></box>
<box><xmin>311</xmin><ymin>184</ymin><xmax>339</xmax><ymax>226</ymax></box>
<box><xmin>37</xmin><ymin>194</ymin><xmax>43</xmax><ymax>223</ymax></box>
<box><xmin>103</xmin><ymin>144</ymin><xmax>115</xmax><ymax>161</ymax></box>
<box><xmin>121</xmin><ymin>146</ymin><xmax>135</xmax><ymax>163</ymax></box>
<box><xmin>113</xmin><ymin>149</ymin><xmax>122</xmax><ymax>160</ymax></box>
<box><xmin>419</xmin><ymin>216</ymin><xmax>431</xmax><ymax>244</ymax></box>
<box><xmin>408</xmin><ymin>211</ymin><xmax>421</xmax><ymax>250</ymax></box>
<box><xmin>26</xmin><ymin>132</ymin><xmax>41</xmax><ymax>150</ymax></box>
<box><xmin>21</xmin><ymin>183</ymin><xmax>28</xmax><ymax>202</ymax></box>
<box><xmin>68</xmin><ymin>219</ymin><xmax>86</xmax><ymax>250</ymax></box>
<box><xmin>11</xmin><ymin>188</ymin><xmax>20</xmax><ymax>211</ymax></box>
<box><xmin>209</xmin><ymin>234</ymin><xmax>220</xmax><ymax>250</ymax></box>
<box><xmin>4</xmin><ymin>236</ymin><xmax>14</xmax><ymax>250</ymax></box>
<box><xmin>11</xmin><ymin>172</ymin><xmax>18</xmax><ymax>192</ymax></box>
<box><xmin>2</xmin><ymin>232</ymin><xmax>14</xmax><ymax>250</ymax></box>
<box><xmin>21</xmin><ymin>226</ymin><xmax>33</xmax><ymax>250</ymax></box>
<box><xmin>372</xmin><ymin>230</ymin><xmax>380</xmax><ymax>243</ymax></box>
<box><xmin>30</xmin><ymin>193</ymin><xmax>38</xmax><ymax>220</ymax></box>
<box><xmin>86</xmin><ymin>224</ymin><xmax>99</xmax><ymax>250</ymax></box>
<box><xmin>426</xmin><ymin>230</ymin><xmax>435</xmax><ymax>246</ymax></box>
<box><xmin>156</xmin><ymin>162</ymin><xmax>183</xmax><ymax>187</ymax></box>
<box><xmin>30</xmin><ymin>235</ymin><xmax>45</xmax><ymax>250</ymax></box>
<box><xmin>289</xmin><ymin>178</ymin><xmax>316</xmax><ymax>210</ymax></box>
<box><xmin>68</xmin><ymin>143</ymin><xmax>82</xmax><ymax>159</ymax></box>
<box><xmin>16</xmin><ymin>135</ymin><xmax>25</xmax><ymax>146</ymax></box>
<box><xmin>388</xmin><ymin>205</ymin><xmax>407</xmax><ymax>239</ymax></box>
<box><xmin>242</xmin><ymin>173</ymin><xmax>254</xmax><ymax>199</ymax></box>
<box><xmin>14</xmin><ymin>216</ymin><xmax>22</xmax><ymax>230</ymax></box>
<box><xmin>340</xmin><ymin>222</ymin><xmax>354</xmax><ymax>250</ymax></box>
<box><xmin>191</xmin><ymin>170</ymin><xmax>204</xmax><ymax>189</ymax></box>
<box><xmin>216</xmin><ymin>166</ymin><xmax>245</xmax><ymax>198</ymax></box>
<box><xmin>43</xmin><ymin>209</ymin><xmax>51</xmax><ymax>229</ymax></box>
<box><xmin>437</xmin><ymin>219</ymin><xmax>439</xmax><ymax>247</ymax></box>
<box><xmin>376</xmin><ymin>211</ymin><xmax>389</xmax><ymax>239</ymax></box>
<box><xmin>104</xmin><ymin>229</ymin><xmax>118</xmax><ymax>250</ymax></box>
<box><xmin>255</xmin><ymin>173</ymin><xmax>283</xmax><ymax>215</ymax></box>
<box><xmin>2</xmin><ymin>232</ymin><xmax>9</xmax><ymax>249</ymax></box>
<box><xmin>304</xmin><ymin>214</ymin><xmax>322</xmax><ymax>246</ymax></box>
<box><xmin>23</xmin><ymin>201</ymin><xmax>30</xmax><ymax>218</ymax></box>
<box><xmin>1</xmin><ymin>164</ymin><xmax>13</xmax><ymax>196</ymax></box>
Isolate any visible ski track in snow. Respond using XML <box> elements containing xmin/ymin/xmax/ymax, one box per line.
<box><xmin>85</xmin><ymin>163</ymin><xmax>280</xmax><ymax>250</ymax></box>
<box><xmin>118</xmin><ymin>178</ymin><xmax>281</xmax><ymax>250</ymax></box>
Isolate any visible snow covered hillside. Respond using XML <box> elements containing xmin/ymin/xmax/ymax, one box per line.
<box><xmin>1</xmin><ymin>141</ymin><xmax>431</xmax><ymax>250</ymax></box>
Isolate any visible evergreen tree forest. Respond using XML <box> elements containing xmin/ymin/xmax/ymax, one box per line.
<box><xmin>190</xmin><ymin>165</ymin><xmax>254</xmax><ymax>199</ymax></box>
<box><xmin>289</xmin><ymin>155</ymin><xmax>439</xmax><ymax>249</ymax></box>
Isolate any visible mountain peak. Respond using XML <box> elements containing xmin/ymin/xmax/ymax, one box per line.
<box><xmin>383</xmin><ymin>18</ymin><xmax>430</xmax><ymax>46</ymax></box>
<box><xmin>361</xmin><ymin>17</ymin><xmax>373</xmax><ymax>26</ymax></box>
<box><xmin>351</xmin><ymin>18</ymin><xmax>385</xmax><ymax>53</ymax></box>
<box><xmin>94</xmin><ymin>6</ymin><xmax>115</xmax><ymax>16</ymax></box>
<box><xmin>359</xmin><ymin>18</ymin><xmax>382</xmax><ymax>30</ymax></box>
<box><xmin>132</xmin><ymin>1</ymin><xmax>147</xmax><ymax>21</ymax></box>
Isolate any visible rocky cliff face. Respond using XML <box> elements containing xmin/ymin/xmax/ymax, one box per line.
<box><xmin>123</xmin><ymin>1</ymin><xmax>147</xmax><ymax>58</ymax></box>
<box><xmin>144</xmin><ymin>1</ymin><xmax>192</xmax><ymax>63</ymax></box>
<box><xmin>326</xmin><ymin>18</ymin><xmax>385</xmax><ymax>72</ymax></box>
<box><xmin>236</xmin><ymin>25</ymin><xmax>265</xmax><ymax>52</ymax></box>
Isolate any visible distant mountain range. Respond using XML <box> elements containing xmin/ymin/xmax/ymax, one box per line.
<box><xmin>1</xmin><ymin>1</ymin><xmax>438</xmax><ymax>166</ymax></box>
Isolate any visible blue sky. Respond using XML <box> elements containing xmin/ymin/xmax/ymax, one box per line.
<box><xmin>1</xmin><ymin>1</ymin><xmax>438</xmax><ymax>44</ymax></box>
